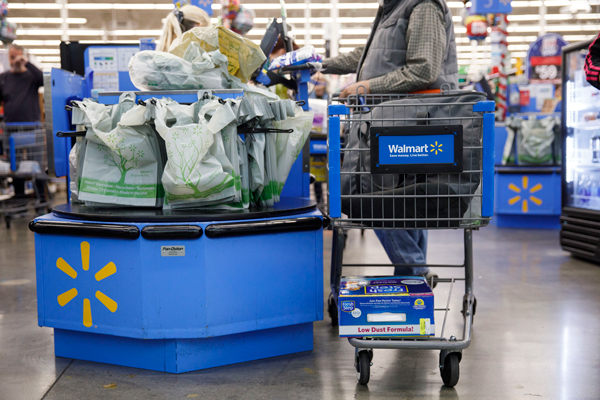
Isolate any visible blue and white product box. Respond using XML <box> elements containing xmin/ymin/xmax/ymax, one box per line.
<box><xmin>338</xmin><ymin>276</ymin><xmax>434</xmax><ymax>338</ymax></box>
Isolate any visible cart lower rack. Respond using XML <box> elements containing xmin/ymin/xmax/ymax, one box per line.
<box><xmin>326</xmin><ymin>91</ymin><xmax>495</xmax><ymax>387</ymax></box>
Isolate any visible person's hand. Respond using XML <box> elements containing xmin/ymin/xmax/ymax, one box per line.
<box><xmin>340</xmin><ymin>80</ymin><xmax>370</xmax><ymax>99</ymax></box>
<box><xmin>14</xmin><ymin>54</ymin><xmax>28</xmax><ymax>68</ymax></box>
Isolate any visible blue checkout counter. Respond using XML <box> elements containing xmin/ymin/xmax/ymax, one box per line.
<box><xmin>32</xmin><ymin>69</ymin><xmax>324</xmax><ymax>373</ymax></box>
<box><xmin>493</xmin><ymin>125</ymin><xmax>562</xmax><ymax>229</ymax></box>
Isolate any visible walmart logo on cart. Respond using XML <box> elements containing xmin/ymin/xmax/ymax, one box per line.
<box><xmin>379</xmin><ymin>134</ymin><xmax>455</xmax><ymax>165</ymax></box>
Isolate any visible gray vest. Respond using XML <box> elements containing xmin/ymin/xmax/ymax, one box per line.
<box><xmin>357</xmin><ymin>0</ymin><xmax>458</xmax><ymax>90</ymax></box>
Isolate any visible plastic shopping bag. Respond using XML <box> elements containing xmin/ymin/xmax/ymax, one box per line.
<box><xmin>517</xmin><ymin>116</ymin><xmax>559</xmax><ymax>165</ymax></box>
<box><xmin>169</xmin><ymin>25</ymin><xmax>266</xmax><ymax>83</ymax></box>
<box><xmin>74</xmin><ymin>93</ymin><xmax>163</xmax><ymax>207</ymax></box>
<box><xmin>152</xmin><ymin>97</ymin><xmax>237</xmax><ymax>208</ymax></box>
<box><xmin>199</xmin><ymin>98</ymin><xmax>243</xmax><ymax>207</ymax></box>
<box><xmin>272</xmin><ymin>106</ymin><xmax>314</xmax><ymax>197</ymax></box>
<box><xmin>129</xmin><ymin>44</ymin><xmax>229</xmax><ymax>91</ymax></box>
<box><xmin>268</xmin><ymin>46</ymin><xmax>322</xmax><ymax>71</ymax></box>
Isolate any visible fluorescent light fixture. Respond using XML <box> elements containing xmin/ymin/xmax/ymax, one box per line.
<box><xmin>109</xmin><ymin>30</ymin><xmax>162</xmax><ymax>36</ymax></box>
<box><xmin>339</xmin><ymin>39</ymin><xmax>367</xmax><ymax>45</ymax></box>
<box><xmin>67</xmin><ymin>3</ymin><xmax>172</xmax><ymax>10</ymax></box>
<box><xmin>8</xmin><ymin>3</ymin><xmax>63</xmax><ymax>9</ymax></box>
<box><xmin>7</xmin><ymin>17</ymin><xmax>87</xmax><ymax>24</ymax></box>
<box><xmin>36</xmin><ymin>56</ymin><xmax>61</xmax><ymax>62</ymax></box>
<box><xmin>28</xmin><ymin>49</ymin><xmax>60</xmax><ymax>55</ymax></box>
<box><xmin>338</xmin><ymin>3</ymin><xmax>378</xmax><ymax>8</ymax></box>
<box><xmin>18</xmin><ymin>29</ymin><xmax>107</xmax><ymax>36</ymax></box>
<box><xmin>367</xmin><ymin>313</ymin><xmax>407</xmax><ymax>323</ymax></box>
<box><xmin>17</xmin><ymin>29</ymin><xmax>63</xmax><ymax>36</ymax></box>
<box><xmin>13</xmin><ymin>40</ymin><xmax>61</xmax><ymax>46</ymax></box>
<box><xmin>340</xmin><ymin>29</ymin><xmax>372</xmax><ymax>35</ymax></box>
<box><xmin>508</xmin><ymin>24</ymin><xmax>600</xmax><ymax>33</ymax></box>
<box><xmin>296</xmin><ymin>39</ymin><xmax>326</xmax><ymax>45</ymax></box>
<box><xmin>80</xmin><ymin>40</ymin><xmax>140</xmax><ymax>44</ymax></box>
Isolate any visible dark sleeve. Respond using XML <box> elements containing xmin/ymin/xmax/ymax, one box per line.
<box><xmin>25</xmin><ymin>62</ymin><xmax>44</xmax><ymax>88</ymax></box>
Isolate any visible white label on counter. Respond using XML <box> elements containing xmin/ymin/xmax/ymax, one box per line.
<box><xmin>161</xmin><ymin>246</ymin><xmax>185</xmax><ymax>257</ymax></box>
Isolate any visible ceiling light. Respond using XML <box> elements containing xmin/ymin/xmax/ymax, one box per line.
<box><xmin>108</xmin><ymin>30</ymin><xmax>162</xmax><ymax>36</ymax></box>
<box><xmin>79</xmin><ymin>40</ymin><xmax>140</xmax><ymax>44</ymax></box>
<box><xmin>13</xmin><ymin>40</ymin><xmax>61</xmax><ymax>46</ymax></box>
<box><xmin>8</xmin><ymin>3</ymin><xmax>63</xmax><ymax>9</ymax></box>
<box><xmin>36</xmin><ymin>56</ymin><xmax>61</xmax><ymax>62</ymax></box>
<box><xmin>7</xmin><ymin>17</ymin><xmax>87</xmax><ymax>24</ymax></box>
<box><xmin>28</xmin><ymin>49</ymin><xmax>61</xmax><ymax>55</ymax></box>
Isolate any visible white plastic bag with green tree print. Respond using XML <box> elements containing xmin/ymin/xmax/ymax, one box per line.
<box><xmin>272</xmin><ymin>106</ymin><xmax>314</xmax><ymax>197</ymax></box>
<box><xmin>152</xmin><ymin>97</ymin><xmax>236</xmax><ymax>208</ymax></box>
<box><xmin>76</xmin><ymin>94</ymin><xmax>162</xmax><ymax>207</ymax></box>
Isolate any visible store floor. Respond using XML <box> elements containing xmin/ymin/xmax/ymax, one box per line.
<box><xmin>1</xmin><ymin>216</ymin><xmax>600</xmax><ymax>400</ymax></box>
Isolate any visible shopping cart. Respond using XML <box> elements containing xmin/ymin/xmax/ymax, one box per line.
<box><xmin>0</xmin><ymin>122</ymin><xmax>52</xmax><ymax>228</ymax></box>
<box><xmin>327</xmin><ymin>90</ymin><xmax>495</xmax><ymax>387</ymax></box>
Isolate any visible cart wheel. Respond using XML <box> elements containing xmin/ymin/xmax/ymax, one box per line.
<box><xmin>356</xmin><ymin>350</ymin><xmax>371</xmax><ymax>385</ymax></box>
<box><xmin>360</xmin><ymin>229</ymin><xmax>365</xmax><ymax>237</ymax></box>
<box><xmin>5</xmin><ymin>216</ymin><xmax>10</xmax><ymax>229</ymax></box>
<box><xmin>440</xmin><ymin>352</ymin><xmax>460</xmax><ymax>387</ymax></box>
<box><xmin>327</xmin><ymin>294</ymin><xmax>338</xmax><ymax>327</ymax></box>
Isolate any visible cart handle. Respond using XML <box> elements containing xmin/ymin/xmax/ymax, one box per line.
<box><xmin>57</xmin><ymin>131</ymin><xmax>86</xmax><ymax>137</ymax></box>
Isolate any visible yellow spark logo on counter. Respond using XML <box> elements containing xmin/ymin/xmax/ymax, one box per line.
<box><xmin>430</xmin><ymin>141</ymin><xmax>443</xmax><ymax>155</ymax></box>
<box><xmin>56</xmin><ymin>241</ymin><xmax>118</xmax><ymax>327</ymax></box>
<box><xmin>508</xmin><ymin>176</ymin><xmax>543</xmax><ymax>213</ymax></box>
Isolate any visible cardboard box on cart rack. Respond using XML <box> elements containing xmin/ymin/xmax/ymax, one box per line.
<box><xmin>338</xmin><ymin>276</ymin><xmax>434</xmax><ymax>338</ymax></box>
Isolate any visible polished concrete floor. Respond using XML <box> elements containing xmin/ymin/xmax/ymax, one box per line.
<box><xmin>1</xmin><ymin>213</ymin><xmax>600</xmax><ymax>400</ymax></box>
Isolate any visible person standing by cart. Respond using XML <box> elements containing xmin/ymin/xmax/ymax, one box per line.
<box><xmin>0</xmin><ymin>44</ymin><xmax>44</xmax><ymax>123</ymax></box>
<box><xmin>0</xmin><ymin>44</ymin><xmax>47</xmax><ymax>207</ymax></box>
<box><xmin>322</xmin><ymin>0</ymin><xmax>459</xmax><ymax>277</ymax></box>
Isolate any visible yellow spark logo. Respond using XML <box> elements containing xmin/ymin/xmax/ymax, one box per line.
<box><xmin>508</xmin><ymin>176</ymin><xmax>543</xmax><ymax>213</ymax></box>
<box><xmin>56</xmin><ymin>241</ymin><xmax>118</xmax><ymax>327</ymax></box>
<box><xmin>430</xmin><ymin>141</ymin><xmax>443</xmax><ymax>155</ymax></box>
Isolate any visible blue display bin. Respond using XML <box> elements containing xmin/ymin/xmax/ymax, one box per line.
<box><xmin>30</xmin><ymin>201</ymin><xmax>324</xmax><ymax>373</ymax></box>
<box><xmin>494</xmin><ymin>167</ymin><xmax>561</xmax><ymax>229</ymax></box>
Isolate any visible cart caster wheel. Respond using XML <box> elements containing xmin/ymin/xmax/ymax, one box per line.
<box><xmin>327</xmin><ymin>294</ymin><xmax>338</xmax><ymax>327</ymax></box>
<box><xmin>440</xmin><ymin>352</ymin><xmax>460</xmax><ymax>387</ymax></box>
<box><xmin>5</xmin><ymin>216</ymin><xmax>10</xmax><ymax>229</ymax></box>
<box><xmin>356</xmin><ymin>350</ymin><xmax>371</xmax><ymax>385</ymax></box>
<box><xmin>360</xmin><ymin>229</ymin><xmax>365</xmax><ymax>237</ymax></box>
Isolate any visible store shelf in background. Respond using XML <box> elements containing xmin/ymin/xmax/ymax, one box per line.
<box><xmin>494</xmin><ymin>166</ymin><xmax>562</xmax><ymax>229</ymax></box>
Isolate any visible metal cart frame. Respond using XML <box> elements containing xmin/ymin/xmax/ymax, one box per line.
<box><xmin>0</xmin><ymin>122</ymin><xmax>52</xmax><ymax>228</ymax></box>
<box><xmin>326</xmin><ymin>91</ymin><xmax>495</xmax><ymax>387</ymax></box>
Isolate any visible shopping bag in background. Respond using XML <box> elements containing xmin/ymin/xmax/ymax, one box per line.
<box><xmin>237</xmin><ymin>136</ymin><xmax>251</xmax><ymax>208</ymax></box>
<box><xmin>152</xmin><ymin>97</ymin><xmax>237</xmax><ymax>209</ymax></box>
<box><xmin>246</xmin><ymin>133</ymin><xmax>266</xmax><ymax>206</ymax></box>
<box><xmin>198</xmin><ymin>98</ymin><xmax>243</xmax><ymax>207</ymax></box>
<box><xmin>169</xmin><ymin>25</ymin><xmax>266</xmax><ymax>83</ymax></box>
<box><xmin>75</xmin><ymin>93</ymin><xmax>163</xmax><ymax>207</ymax></box>
<box><xmin>129</xmin><ymin>44</ymin><xmax>229</xmax><ymax>91</ymax></box>
<box><xmin>272</xmin><ymin>106</ymin><xmax>314</xmax><ymax>197</ymax></box>
<box><xmin>517</xmin><ymin>116</ymin><xmax>559</xmax><ymax>165</ymax></box>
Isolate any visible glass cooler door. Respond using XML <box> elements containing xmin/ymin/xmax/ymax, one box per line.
<box><xmin>564</xmin><ymin>42</ymin><xmax>600</xmax><ymax>211</ymax></box>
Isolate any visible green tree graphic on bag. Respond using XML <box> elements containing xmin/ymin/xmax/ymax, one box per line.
<box><xmin>96</xmin><ymin>133</ymin><xmax>145</xmax><ymax>186</ymax></box>
<box><xmin>166</xmin><ymin>126</ymin><xmax>206</xmax><ymax>195</ymax></box>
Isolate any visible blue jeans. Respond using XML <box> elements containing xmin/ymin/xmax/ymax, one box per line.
<box><xmin>374</xmin><ymin>230</ymin><xmax>429</xmax><ymax>276</ymax></box>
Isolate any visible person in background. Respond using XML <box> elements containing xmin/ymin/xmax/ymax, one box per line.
<box><xmin>322</xmin><ymin>0</ymin><xmax>459</xmax><ymax>280</ymax></box>
<box><xmin>158</xmin><ymin>5</ymin><xmax>211</xmax><ymax>52</ymax></box>
<box><xmin>0</xmin><ymin>44</ymin><xmax>44</xmax><ymax>123</ymax></box>
<box><xmin>0</xmin><ymin>44</ymin><xmax>47</xmax><ymax>209</ymax></box>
